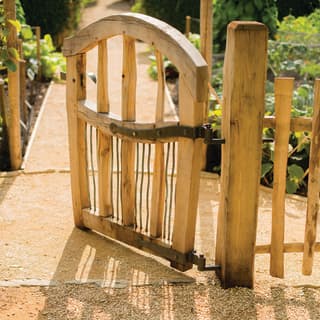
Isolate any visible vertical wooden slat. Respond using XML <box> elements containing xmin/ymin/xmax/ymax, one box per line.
<box><xmin>0</xmin><ymin>79</ymin><xmax>9</xmax><ymax>153</ymax></box>
<box><xmin>303</xmin><ymin>79</ymin><xmax>320</xmax><ymax>275</ymax></box>
<box><xmin>200</xmin><ymin>0</ymin><xmax>213</xmax><ymax>169</ymax></box>
<box><xmin>150</xmin><ymin>50</ymin><xmax>165</xmax><ymax>237</ymax></box>
<box><xmin>66</xmin><ymin>54</ymin><xmax>90</xmax><ymax>228</ymax></box>
<box><xmin>185</xmin><ymin>16</ymin><xmax>191</xmax><ymax>36</ymax></box>
<box><xmin>200</xmin><ymin>0</ymin><xmax>212</xmax><ymax>86</ymax></box>
<box><xmin>270</xmin><ymin>77</ymin><xmax>294</xmax><ymax>278</ymax></box>
<box><xmin>17</xmin><ymin>39</ymin><xmax>27</xmax><ymax>125</ymax></box>
<box><xmin>35</xmin><ymin>26</ymin><xmax>42</xmax><ymax>81</ymax></box>
<box><xmin>97</xmin><ymin>40</ymin><xmax>112</xmax><ymax>217</ymax></box>
<box><xmin>4</xmin><ymin>0</ymin><xmax>22</xmax><ymax>170</ymax></box>
<box><xmin>121</xmin><ymin>35</ymin><xmax>136</xmax><ymax>226</ymax></box>
<box><xmin>215</xmin><ymin>22</ymin><xmax>268</xmax><ymax>288</ymax></box>
<box><xmin>171</xmin><ymin>74</ymin><xmax>207</xmax><ymax>271</ymax></box>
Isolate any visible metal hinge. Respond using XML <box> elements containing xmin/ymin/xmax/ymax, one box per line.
<box><xmin>188</xmin><ymin>251</ymin><xmax>221</xmax><ymax>271</ymax></box>
<box><xmin>109</xmin><ymin>122</ymin><xmax>225</xmax><ymax>144</ymax></box>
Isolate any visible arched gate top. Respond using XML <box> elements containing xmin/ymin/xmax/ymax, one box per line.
<box><xmin>62</xmin><ymin>12</ymin><xmax>208</xmax><ymax>102</ymax></box>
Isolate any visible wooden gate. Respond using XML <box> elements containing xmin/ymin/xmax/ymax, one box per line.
<box><xmin>62</xmin><ymin>13</ymin><xmax>208</xmax><ymax>271</ymax></box>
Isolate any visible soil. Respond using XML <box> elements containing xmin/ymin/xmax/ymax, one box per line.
<box><xmin>1</xmin><ymin>1</ymin><xmax>320</xmax><ymax>320</ymax></box>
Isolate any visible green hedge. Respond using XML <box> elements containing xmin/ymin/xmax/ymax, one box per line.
<box><xmin>277</xmin><ymin>0</ymin><xmax>320</xmax><ymax>20</ymax></box>
<box><xmin>132</xmin><ymin>0</ymin><xmax>278</xmax><ymax>52</ymax></box>
<box><xmin>20</xmin><ymin>0</ymin><xmax>83</xmax><ymax>49</ymax></box>
<box><xmin>132</xmin><ymin>0</ymin><xmax>200</xmax><ymax>33</ymax></box>
<box><xmin>213</xmin><ymin>0</ymin><xmax>278</xmax><ymax>52</ymax></box>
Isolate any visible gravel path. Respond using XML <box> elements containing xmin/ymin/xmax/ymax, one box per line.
<box><xmin>1</xmin><ymin>1</ymin><xmax>320</xmax><ymax>319</ymax></box>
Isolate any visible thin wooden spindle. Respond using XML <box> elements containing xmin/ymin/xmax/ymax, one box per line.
<box><xmin>270</xmin><ymin>77</ymin><xmax>294</xmax><ymax>278</ymax></box>
<box><xmin>150</xmin><ymin>50</ymin><xmax>166</xmax><ymax>238</ymax></box>
<box><xmin>303</xmin><ymin>79</ymin><xmax>320</xmax><ymax>275</ymax></box>
<box><xmin>121</xmin><ymin>34</ymin><xmax>136</xmax><ymax>226</ymax></box>
<box><xmin>145</xmin><ymin>144</ymin><xmax>152</xmax><ymax>232</ymax></box>
<box><xmin>35</xmin><ymin>26</ymin><xmax>41</xmax><ymax>80</ymax></box>
<box><xmin>97</xmin><ymin>40</ymin><xmax>112</xmax><ymax>217</ymax></box>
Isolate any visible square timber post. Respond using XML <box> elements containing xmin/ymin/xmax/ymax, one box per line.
<box><xmin>215</xmin><ymin>21</ymin><xmax>268</xmax><ymax>288</ymax></box>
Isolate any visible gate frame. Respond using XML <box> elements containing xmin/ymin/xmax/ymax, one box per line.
<box><xmin>63</xmin><ymin>13</ymin><xmax>208</xmax><ymax>272</ymax></box>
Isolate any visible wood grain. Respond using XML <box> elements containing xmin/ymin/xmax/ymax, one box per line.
<box><xmin>303</xmin><ymin>79</ymin><xmax>320</xmax><ymax>275</ymax></box>
<box><xmin>270</xmin><ymin>77</ymin><xmax>294</xmax><ymax>278</ymax></box>
<box><xmin>215</xmin><ymin>22</ymin><xmax>268</xmax><ymax>288</ymax></box>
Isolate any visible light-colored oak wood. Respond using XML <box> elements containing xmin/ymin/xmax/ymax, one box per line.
<box><xmin>171</xmin><ymin>74</ymin><xmax>207</xmax><ymax>271</ymax></box>
<box><xmin>66</xmin><ymin>54</ymin><xmax>90</xmax><ymax>228</ymax></box>
<box><xmin>4</xmin><ymin>0</ymin><xmax>22</xmax><ymax>170</ymax></box>
<box><xmin>150</xmin><ymin>50</ymin><xmax>165</xmax><ymax>237</ymax></box>
<box><xmin>121</xmin><ymin>35</ymin><xmax>136</xmax><ymax>226</ymax></box>
<box><xmin>97</xmin><ymin>40</ymin><xmax>112</xmax><ymax>217</ymax></box>
<box><xmin>62</xmin><ymin>13</ymin><xmax>208</xmax><ymax>103</ymax></box>
<box><xmin>215</xmin><ymin>21</ymin><xmax>268</xmax><ymax>288</ymax></box>
<box><xmin>78</xmin><ymin>101</ymin><xmax>180</xmax><ymax>143</ymax></box>
<box><xmin>200</xmin><ymin>0</ymin><xmax>213</xmax><ymax>170</ymax></box>
<box><xmin>270</xmin><ymin>77</ymin><xmax>294</xmax><ymax>278</ymax></box>
<box><xmin>17</xmin><ymin>39</ymin><xmax>27</xmax><ymax>125</ymax></box>
<box><xmin>19</xmin><ymin>60</ymin><xmax>27</xmax><ymax>124</ymax></box>
<box><xmin>35</xmin><ymin>26</ymin><xmax>41</xmax><ymax>80</ymax></box>
<box><xmin>0</xmin><ymin>80</ymin><xmax>9</xmax><ymax>148</ymax></box>
<box><xmin>303</xmin><ymin>79</ymin><xmax>320</xmax><ymax>275</ymax></box>
<box><xmin>185</xmin><ymin>16</ymin><xmax>191</xmax><ymax>36</ymax></box>
<box><xmin>200</xmin><ymin>0</ymin><xmax>212</xmax><ymax>91</ymax></box>
<box><xmin>263</xmin><ymin>116</ymin><xmax>312</xmax><ymax>132</ymax></box>
<box><xmin>256</xmin><ymin>242</ymin><xmax>320</xmax><ymax>254</ymax></box>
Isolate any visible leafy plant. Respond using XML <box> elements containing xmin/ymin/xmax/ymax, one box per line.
<box><xmin>20</xmin><ymin>0</ymin><xmax>85</xmax><ymax>48</ymax></box>
<box><xmin>268</xmin><ymin>10</ymin><xmax>320</xmax><ymax>80</ymax></box>
<box><xmin>213</xmin><ymin>0</ymin><xmax>278</xmax><ymax>52</ymax></box>
<box><xmin>22</xmin><ymin>33</ymin><xmax>66</xmax><ymax>81</ymax></box>
<box><xmin>0</xmin><ymin>1</ymin><xmax>21</xmax><ymax>72</ymax></box>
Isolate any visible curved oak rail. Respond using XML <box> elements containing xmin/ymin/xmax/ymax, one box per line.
<box><xmin>63</xmin><ymin>12</ymin><xmax>208</xmax><ymax>103</ymax></box>
<box><xmin>63</xmin><ymin>13</ymin><xmax>208</xmax><ymax>272</ymax></box>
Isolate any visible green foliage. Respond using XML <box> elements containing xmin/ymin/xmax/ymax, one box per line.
<box><xmin>0</xmin><ymin>1</ymin><xmax>21</xmax><ymax>72</ymax></box>
<box><xmin>20</xmin><ymin>0</ymin><xmax>84</xmax><ymax>48</ymax></box>
<box><xmin>132</xmin><ymin>0</ymin><xmax>200</xmax><ymax>33</ymax></box>
<box><xmin>268</xmin><ymin>10</ymin><xmax>320</xmax><ymax>80</ymax></box>
<box><xmin>261</xmin><ymin>81</ymin><xmax>314</xmax><ymax>195</ymax></box>
<box><xmin>22</xmin><ymin>33</ymin><xmax>66</xmax><ymax>81</ymax></box>
<box><xmin>213</xmin><ymin>0</ymin><xmax>278</xmax><ymax>52</ymax></box>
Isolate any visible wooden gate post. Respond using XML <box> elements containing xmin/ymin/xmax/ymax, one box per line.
<box><xmin>66</xmin><ymin>54</ymin><xmax>90</xmax><ymax>228</ymax></box>
<box><xmin>4</xmin><ymin>0</ymin><xmax>22</xmax><ymax>170</ymax></box>
<box><xmin>215</xmin><ymin>21</ymin><xmax>268</xmax><ymax>288</ymax></box>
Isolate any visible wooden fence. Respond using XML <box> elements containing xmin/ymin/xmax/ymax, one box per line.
<box><xmin>255</xmin><ymin>78</ymin><xmax>320</xmax><ymax>278</ymax></box>
<box><xmin>1</xmin><ymin>0</ymin><xmax>42</xmax><ymax>170</ymax></box>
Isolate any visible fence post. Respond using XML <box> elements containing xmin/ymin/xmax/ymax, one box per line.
<box><xmin>185</xmin><ymin>16</ymin><xmax>191</xmax><ymax>36</ymax></box>
<box><xmin>0</xmin><ymin>79</ymin><xmax>9</xmax><ymax>156</ymax></box>
<box><xmin>4</xmin><ymin>0</ymin><xmax>22</xmax><ymax>170</ymax></box>
<box><xmin>215</xmin><ymin>21</ymin><xmax>268</xmax><ymax>288</ymax></box>
<box><xmin>35</xmin><ymin>26</ymin><xmax>42</xmax><ymax>81</ymax></box>
<box><xmin>200</xmin><ymin>0</ymin><xmax>212</xmax><ymax>169</ymax></box>
<box><xmin>303</xmin><ymin>79</ymin><xmax>320</xmax><ymax>275</ymax></box>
